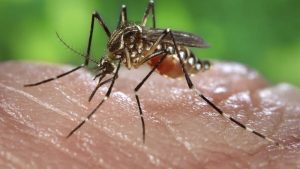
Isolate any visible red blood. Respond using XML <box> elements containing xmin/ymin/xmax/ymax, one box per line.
<box><xmin>147</xmin><ymin>54</ymin><xmax>183</xmax><ymax>78</ymax></box>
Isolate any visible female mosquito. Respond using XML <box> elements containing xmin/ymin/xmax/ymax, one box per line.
<box><xmin>25</xmin><ymin>0</ymin><xmax>282</xmax><ymax>147</ymax></box>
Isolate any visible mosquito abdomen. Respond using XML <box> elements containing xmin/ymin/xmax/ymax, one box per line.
<box><xmin>147</xmin><ymin>47</ymin><xmax>210</xmax><ymax>78</ymax></box>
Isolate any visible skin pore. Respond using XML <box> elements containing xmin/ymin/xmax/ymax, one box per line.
<box><xmin>0</xmin><ymin>61</ymin><xmax>299</xmax><ymax>169</ymax></box>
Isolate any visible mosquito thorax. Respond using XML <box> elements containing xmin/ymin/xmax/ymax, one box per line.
<box><xmin>107</xmin><ymin>24</ymin><xmax>143</xmax><ymax>54</ymax></box>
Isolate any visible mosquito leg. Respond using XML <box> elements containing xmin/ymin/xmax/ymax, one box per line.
<box><xmin>85</xmin><ymin>11</ymin><xmax>111</xmax><ymax>65</ymax></box>
<box><xmin>135</xmin><ymin>95</ymin><xmax>145</xmax><ymax>143</ymax></box>
<box><xmin>117</xmin><ymin>5</ymin><xmax>127</xmax><ymax>27</ymax></box>
<box><xmin>167</xmin><ymin>29</ymin><xmax>283</xmax><ymax>148</ymax></box>
<box><xmin>89</xmin><ymin>77</ymin><xmax>114</xmax><ymax>102</ymax></box>
<box><xmin>135</xmin><ymin>51</ymin><xmax>167</xmax><ymax>92</ymax></box>
<box><xmin>24</xmin><ymin>65</ymin><xmax>85</xmax><ymax>87</ymax></box>
<box><xmin>141</xmin><ymin>0</ymin><xmax>156</xmax><ymax>28</ymax></box>
<box><xmin>24</xmin><ymin>12</ymin><xmax>110</xmax><ymax>87</ymax></box>
<box><xmin>93</xmin><ymin>73</ymin><xmax>103</xmax><ymax>80</ymax></box>
<box><xmin>66</xmin><ymin>60</ymin><xmax>121</xmax><ymax>138</ymax></box>
<box><xmin>145</xmin><ymin>30</ymin><xmax>170</xmax><ymax>56</ymax></box>
<box><xmin>89</xmin><ymin>74</ymin><xmax>105</xmax><ymax>101</ymax></box>
<box><xmin>134</xmin><ymin>51</ymin><xmax>168</xmax><ymax>143</ymax></box>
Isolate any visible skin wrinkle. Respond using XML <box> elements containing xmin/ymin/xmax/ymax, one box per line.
<box><xmin>146</xmin><ymin>86</ymin><xmax>258</xmax><ymax>166</ymax></box>
<box><xmin>37</xmin><ymin>77</ymin><xmax>143</xmax><ymax>148</ymax></box>
<box><xmin>136</xmin><ymin>108</ymin><xmax>203</xmax><ymax>167</ymax></box>
<box><xmin>138</xmin><ymin>115</ymin><xmax>198</xmax><ymax>168</ymax></box>
<box><xmin>133</xmin><ymin>90</ymin><xmax>209</xmax><ymax>168</ymax></box>
<box><xmin>269</xmin><ymin>107</ymin><xmax>284</xmax><ymax>142</ymax></box>
<box><xmin>92</xmin><ymin>92</ymin><xmax>152</xmax><ymax>145</ymax></box>
<box><xmin>0</xmin><ymin>83</ymin><xmax>73</xmax><ymax>121</ymax></box>
<box><xmin>71</xmin><ymin>128</ymin><xmax>142</xmax><ymax>168</ymax></box>
<box><xmin>0</xmin><ymin>82</ymin><xmax>128</xmax><ymax>168</ymax></box>
<box><xmin>217</xmin><ymin>116</ymin><xmax>255</xmax><ymax>151</ymax></box>
<box><xmin>69</xmin><ymin>88</ymin><xmax>174</xmax><ymax>169</ymax></box>
<box><xmin>250</xmin><ymin>92</ymin><xmax>277</xmax><ymax>135</ymax></box>
<box><xmin>255</xmin><ymin>92</ymin><xmax>286</xmax><ymax>143</ymax></box>
<box><xmin>0</xmin><ymin>61</ymin><xmax>300</xmax><ymax>169</ymax></box>
<box><xmin>238</xmin><ymin>92</ymin><xmax>268</xmax><ymax>150</ymax></box>
<box><xmin>168</xmin><ymin>92</ymin><xmax>248</xmax><ymax>159</ymax></box>
<box><xmin>145</xmin><ymin>93</ymin><xmax>203</xmax><ymax>162</ymax></box>
<box><xmin>0</xmin><ymin>123</ymin><xmax>27</xmax><ymax>168</ymax></box>
<box><xmin>56</xmin><ymin>86</ymin><xmax>88</xmax><ymax>110</ymax></box>
<box><xmin>1</xmin><ymin>115</ymin><xmax>84</xmax><ymax>169</ymax></box>
<box><xmin>201</xmin><ymin>152</ymin><xmax>249</xmax><ymax>169</ymax></box>
<box><xmin>160</xmin><ymin>116</ymin><xmax>200</xmax><ymax>161</ymax></box>
<box><xmin>221</xmin><ymin>91</ymin><xmax>252</xmax><ymax>143</ymax></box>
<box><xmin>230</xmin><ymin>91</ymin><xmax>282</xmax><ymax>151</ymax></box>
<box><xmin>145</xmin><ymin>96</ymin><xmax>202</xmax><ymax>162</ymax></box>
<box><xmin>0</xmin><ymin>84</ymin><xmax>89</xmax><ymax>146</ymax></box>
<box><xmin>200</xmin><ymin>146</ymin><xmax>242</xmax><ymax>169</ymax></box>
<box><xmin>2</xmin><ymin>104</ymin><xmax>93</xmax><ymax>168</ymax></box>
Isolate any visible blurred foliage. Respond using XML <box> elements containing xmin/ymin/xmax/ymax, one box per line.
<box><xmin>0</xmin><ymin>0</ymin><xmax>300</xmax><ymax>86</ymax></box>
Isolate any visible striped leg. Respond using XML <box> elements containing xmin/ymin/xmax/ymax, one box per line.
<box><xmin>66</xmin><ymin>59</ymin><xmax>121</xmax><ymax>138</ymax></box>
<box><xmin>88</xmin><ymin>77</ymin><xmax>114</xmax><ymax>102</ymax></box>
<box><xmin>167</xmin><ymin>29</ymin><xmax>283</xmax><ymax>148</ymax></box>
<box><xmin>117</xmin><ymin>4</ymin><xmax>127</xmax><ymax>27</ymax></box>
<box><xmin>24</xmin><ymin>11</ymin><xmax>111</xmax><ymax>87</ymax></box>
<box><xmin>141</xmin><ymin>0</ymin><xmax>156</xmax><ymax>28</ymax></box>
<box><xmin>24</xmin><ymin>65</ymin><xmax>85</xmax><ymax>87</ymax></box>
<box><xmin>134</xmin><ymin>51</ymin><xmax>168</xmax><ymax>143</ymax></box>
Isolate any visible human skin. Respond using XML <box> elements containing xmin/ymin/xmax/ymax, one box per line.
<box><xmin>0</xmin><ymin>61</ymin><xmax>299</xmax><ymax>169</ymax></box>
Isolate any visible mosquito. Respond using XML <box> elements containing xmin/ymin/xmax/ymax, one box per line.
<box><xmin>24</xmin><ymin>0</ymin><xmax>282</xmax><ymax>147</ymax></box>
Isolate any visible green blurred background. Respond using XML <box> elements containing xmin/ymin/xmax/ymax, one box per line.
<box><xmin>1</xmin><ymin>0</ymin><xmax>299</xmax><ymax>86</ymax></box>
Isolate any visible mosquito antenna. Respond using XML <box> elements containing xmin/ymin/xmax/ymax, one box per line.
<box><xmin>56</xmin><ymin>32</ymin><xmax>99</xmax><ymax>64</ymax></box>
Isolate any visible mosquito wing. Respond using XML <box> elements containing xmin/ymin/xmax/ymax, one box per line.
<box><xmin>142</xmin><ymin>28</ymin><xmax>209</xmax><ymax>48</ymax></box>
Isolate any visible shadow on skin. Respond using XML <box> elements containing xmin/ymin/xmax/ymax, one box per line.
<box><xmin>0</xmin><ymin>61</ymin><xmax>299</xmax><ymax>169</ymax></box>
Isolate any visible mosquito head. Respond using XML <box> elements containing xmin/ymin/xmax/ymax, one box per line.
<box><xmin>107</xmin><ymin>24</ymin><xmax>142</xmax><ymax>55</ymax></box>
